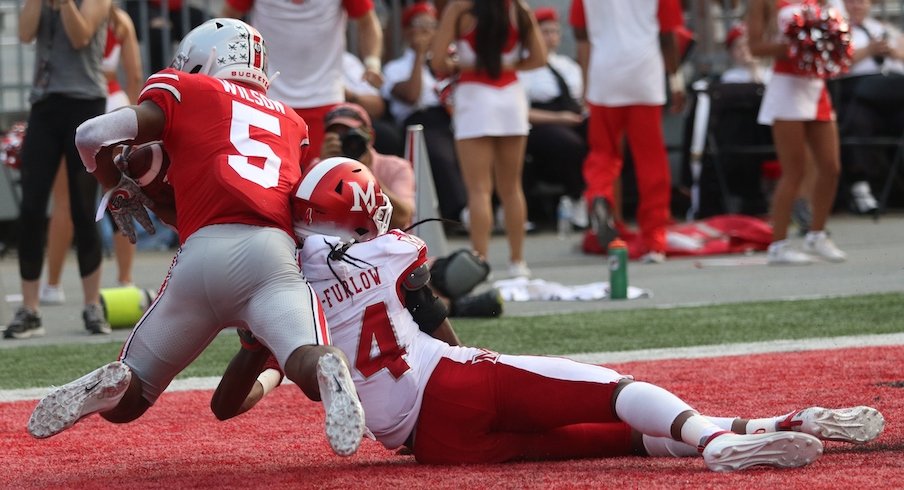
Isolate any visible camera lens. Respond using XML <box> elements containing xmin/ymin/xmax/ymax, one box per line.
<box><xmin>340</xmin><ymin>128</ymin><xmax>370</xmax><ymax>160</ymax></box>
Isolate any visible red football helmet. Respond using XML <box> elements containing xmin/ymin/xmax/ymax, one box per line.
<box><xmin>292</xmin><ymin>157</ymin><xmax>393</xmax><ymax>243</ymax></box>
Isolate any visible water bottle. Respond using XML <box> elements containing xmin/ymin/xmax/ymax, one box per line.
<box><xmin>607</xmin><ymin>238</ymin><xmax>628</xmax><ymax>300</ymax></box>
<box><xmin>557</xmin><ymin>196</ymin><xmax>573</xmax><ymax>240</ymax></box>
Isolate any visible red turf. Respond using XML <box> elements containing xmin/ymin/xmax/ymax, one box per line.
<box><xmin>1</xmin><ymin>345</ymin><xmax>900</xmax><ymax>489</ymax></box>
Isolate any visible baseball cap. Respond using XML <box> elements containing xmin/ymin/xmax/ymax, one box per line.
<box><xmin>402</xmin><ymin>1</ymin><xmax>438</xmax><ymax>28</ymax></box>
<box><xmin>534</xmin><ymin>7</ymin><xmax>558</xmax><ymax>24</ymax></box>
<box><xmin>325</xmin><ymin>103</ymin><xmax>373</xmax><ymax>132</ymax></box>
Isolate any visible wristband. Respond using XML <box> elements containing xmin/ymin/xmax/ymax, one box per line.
<box><xmin>668</xmin><ymin>71</ymin><xmax>686</xmax><ymax>93</ymax></box>
<box><xmin>364</xmin><ymin>55</ymin><xmax>382</xmax><ymax>73</ymax></box>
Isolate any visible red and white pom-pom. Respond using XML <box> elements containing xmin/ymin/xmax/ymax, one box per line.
<box><xmin>0</xmin><ymin>121</ymin><xmax>27</xmax><ymax>169</ymax></box>
<box><xmin>784</xmin><ymin>3</ymin><xmax>853</xmax><ymax>78</ymax></box>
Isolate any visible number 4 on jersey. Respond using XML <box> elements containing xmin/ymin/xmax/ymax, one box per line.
<box><xmin>356</xmin><ymin>303</ymin><xmax>411</xmax><ymax>379</ymax></box>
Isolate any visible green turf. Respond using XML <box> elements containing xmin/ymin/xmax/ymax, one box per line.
<box><xmin>1</xmin><ymin>292</ymin><xmax>901</xmax><ymax>390</ymax></box>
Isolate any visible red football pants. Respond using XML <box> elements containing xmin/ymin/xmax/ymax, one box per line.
<box><xmin>413</xmin><ymin>355</ymin><xmax>634</xmax><ymax>464</ymax></box>
<box><xmin>583</xmin><ymin>103</ymin><xmax>671</xmax><ymax>253</ymax></box>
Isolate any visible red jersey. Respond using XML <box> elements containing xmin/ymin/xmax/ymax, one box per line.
<box><xmin>138</xmin><ymin>69</ymin><xmax>309</xmax><ymax>243</ymax></box>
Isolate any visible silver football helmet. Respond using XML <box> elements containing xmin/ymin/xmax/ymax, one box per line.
<box><xmin>170</xmin><ymin>18</ymin><xmax>270</xmax><ymax>91</ymax></box>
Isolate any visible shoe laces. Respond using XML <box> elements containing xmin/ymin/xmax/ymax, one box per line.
<box><xmin>83</xmin><ymin>304</ymin><xmax>105</xmax><ymax>323</ymax></box>
<box><xmin>12</xmin><ymin>307</ymin><xmax>37</xmax><ymax>324</ymax></box>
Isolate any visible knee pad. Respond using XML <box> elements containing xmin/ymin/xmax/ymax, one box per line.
<box><xmin>429</xmin><ymin>249</ymin><xmax>490</xmax><ymax>299</ymax></box>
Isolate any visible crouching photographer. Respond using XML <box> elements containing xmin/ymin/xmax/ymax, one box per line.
<box><xmin>321</xmin><ymin>103</ymin><xmax>415</xmax><ymax>229</ymax></box>
<box><xmin>320</xmin><ymin>103</ymin><xmax>502</xmax><ymax>317</ymax></box>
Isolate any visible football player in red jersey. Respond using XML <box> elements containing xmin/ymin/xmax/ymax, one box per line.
<box><xmin>213</xmin><ymin>157</ymin><xmax>885</xmax><ymax>471</ymax></box>
<box><xmin>27</xmin><ymin>19</ymin><xmax>366</xmax><ymax>458</ymax></box>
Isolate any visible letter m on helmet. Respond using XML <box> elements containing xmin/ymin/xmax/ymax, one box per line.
<box><xmin>349</xmin><ymin>180</ymin><xmax>376</xmax><ymax>213</ymax></box>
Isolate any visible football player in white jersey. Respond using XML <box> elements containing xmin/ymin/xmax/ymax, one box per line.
<box><xmin>214</xmin><ymin>157</ymin><xmax>885</xmax><ymax>472</ymax></box>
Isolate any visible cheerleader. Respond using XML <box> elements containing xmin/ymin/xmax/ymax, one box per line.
<box><xmin>748</xmin><ymin>0</ymin><xmax>848</xmax><ymax>264</ymax></box>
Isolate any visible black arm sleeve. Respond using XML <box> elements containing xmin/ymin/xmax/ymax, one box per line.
<box><xmin>405</xmin><ymin>286</ymin><xmax>449</xmax><ymax>335</ymax></box>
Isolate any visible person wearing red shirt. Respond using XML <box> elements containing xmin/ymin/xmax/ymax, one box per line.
<box><xmin>27</xmin><ymin>19</ymin><xmax>366</xmax><ymax>459</ymax></box>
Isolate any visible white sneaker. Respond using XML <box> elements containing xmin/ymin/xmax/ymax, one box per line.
<box><xmin>767</xmin><ymin>240</ymin><xmax>814</xmax><ymax>265</ymax></box>
<box><xmin>508</xmin><ymin>261</ymin><xmax>532</xmax><ymax>278</ymax></box>
<box><xmin>778</xmin><ymin>406</ymin><xmax>885</xmax><ymax>444</ymax></box>
<box><xmin>569</xmin><ymin>197</ymin><xmax>589</xmax><ymax>229</ymax></box>
<box><xmin>803</xmin><ymin>232</ymin><xmax>847</xmax><ymax>263</ymax></box>
<box><xmin>28</xmin><ymin>361</ymin><xmax>131</xmax><ymax>439</ymax></box>
<box><xmin>850</xmin><ymin>181</ymin><xmax>878</xmax><ymax>214</ymax></box>
<box><xmin>702</xmin><ymin>432</ymin><xmax>823</xmax><ymax>472</ymax></box>
<box><xmin>640</xmin><ymin>251</ymin><xmax>666</xmax><ymax>264</ymax></box>
<box><xmin>39</xmin><ymin>284</ymin><xmax>65</xmax><ymax>305</ymax></box>
<box><xmin>317</xmin><ymin>353</ymin><xmax>365</xmax><ymax>457</ymax></box>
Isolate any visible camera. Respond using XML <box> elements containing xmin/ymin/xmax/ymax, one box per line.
<box><xmin>340</xmin><ymin>127</ymin><xmax>370</xmax><ymax>160</ymax></box>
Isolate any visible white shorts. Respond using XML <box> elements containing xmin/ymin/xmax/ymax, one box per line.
<box><xmin>120</xmin><ymin>224</ymin><xmax>328</xmax><ymax>404</ymax></box>
<box><xmin>453</xmin><ymin>81</ymin><xmax>529</xmax><ymax>140</ymax></box>
<box><xmin>757</xmin><ymin>73</ymin><xmax>834</xmax><ymax>125</ymax></box>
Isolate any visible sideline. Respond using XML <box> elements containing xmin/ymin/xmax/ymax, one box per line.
<box><xmin>3</xmin><ymin>332</ymin><xmax>903</xmax><ymax>403</ymax></box>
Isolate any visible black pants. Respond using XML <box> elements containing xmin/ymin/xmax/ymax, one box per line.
<box><xmin>404</xmin><ymin>107</ymin><xmax>467</xmax><ymax>221</ymax></box>
<box><xmin>525</xmin><ymin>121</ymin><xmax>587</xmax><ymax>199</ymax></box>
<box><xmin>18</xmin><ymin>95</ymin><xmax>106</xmax><ymax>281</ymax></box>
<box><xmin>839</xmin><ymin>98</ymin><xmax>904</xmax><ymax>183</ymax></box>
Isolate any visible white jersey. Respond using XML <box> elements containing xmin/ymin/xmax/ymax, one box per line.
<box><xmin>301</xmin><ymin>231</ymin><xmax>466</xmax><ymax>449</ymax></box>
<box><xmin>241</xmin><ymin>0</ymin><xmax>371</xmax><ymax>108</ymax></box>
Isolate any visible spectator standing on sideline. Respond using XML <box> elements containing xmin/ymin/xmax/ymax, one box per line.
<box><xmin>213</xmin><ymin>160</ymin><xmax>884</xmax><ymax>470</ymax></box>
<box><xmin>222</xmin><ymin>0</ymin><xmax>383</xmax><ymax>169</ymax></box>
<box><xmin>838</xmin><ymin>0</ymin><xmax>904</xmax><ymax>214</ymax></box>
<box><xmin>570</xmin><ymin>0</ymin><xmax>686</xmax><ymax>264</ymax></box>
<box><xmin>748</xmin><ymin>0</ymin><xmax>847</xmax><ymax>265</ymax></box>
<box><xmin>42</xmin><ymin>4</ymin><xmax>143</xmax><ymax>304</ymax></box>
<box><xmin>5</xmin><ymin>0</ymin><xmax>112</xmax><ymax>340</ymax></box>
<box><xmin>720</xmin><ymin>22</ymin><xmax>816</xmax><ymax>230</ymax></box>
<box><xmin>342</xmin><ymin>51</ymin><xmax>403</xmax><ymax>157</ymax></box>
<box><xmin>431</xmin><ymin>0</ymin><xmax>546</xmax><ymax>278</ymax></box>
<box><xmin>317</xmin><ymin>108</ymin><xmax>503</xmax><ymax>317</ymax></box>
<box><xmin>383</xmin><ymin>1</ymin><xmax>467</xmax><ymax>223</ymax></box>
<box><xmin>518</xmin><ymin>6</ymin><xmax>588</xmax><ymax>229</ymax></box>
<box><xmin>28</xmin><ymin>20</ymin><xmax>366</xmax><ymax>458</ymax></box>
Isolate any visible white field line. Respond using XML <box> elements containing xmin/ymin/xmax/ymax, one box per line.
<box><xmin>3</xmin><ymin>333</ymin><xmax>903</xmax><ymax>403</ymax></box>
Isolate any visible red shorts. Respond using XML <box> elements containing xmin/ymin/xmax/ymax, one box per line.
<box><xmin>413</xmin><ymin>354</ymin><xmax>634</xmax><ymax>464</ymax></box>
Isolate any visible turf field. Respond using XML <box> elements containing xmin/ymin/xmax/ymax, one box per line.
<box><xmin>1</xmin><ymin>293</ymin><xmax>901</xmax><ymax>488</ymax></box>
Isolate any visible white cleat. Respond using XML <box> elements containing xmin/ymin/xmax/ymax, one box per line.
<box><xmin>317</xmin><ymin>353</ymin><xmax>365</xmax><ymax>457</ymax></box>
<box><xmin>779</xmin><ymin>406</ymin><xmax>885</xmax><ymax>444</ymax></box>
<box><xmin>28</xmin><ymin>361</ymin><xmax>131</xmax><ymax>439</ymax></box>
<box><xmin>702</xmin><ymin>432</ymin><xmax>823</xmax><ymax>472</ymax></box>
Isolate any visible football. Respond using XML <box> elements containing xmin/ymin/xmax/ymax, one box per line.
<box><xmin>123</xmin><ymin>141</ymin><xmax>175</xmax><ymax>205</ymax></box>
<box><xmin>120</xmin><ymin>141</ymin><xmax>176</xmax><ymax>226</ymax></box>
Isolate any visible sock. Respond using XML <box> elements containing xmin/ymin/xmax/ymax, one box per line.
<box><xmin>642</xmin><ymin>435</ymin><xmax>700</xmax><ymax>458</ymax></box>
<box><xmin>704</xmin><ymin>416</ymin><xmax>738</xmax><ymax>431</ymax></box>
<box><xmin>745</xmin><ymin>412</ymin><xmax>794</xmax><ymax>434</ymax></box>
<box><xmin>680</xmin><ymin>415</ymin><xmax>725</xmax><ymax>450</ymax></box>
<box><xmin>806</xmin><ymin>230</ymin><xmax>827</xmax><ymax>242</ymax></box>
